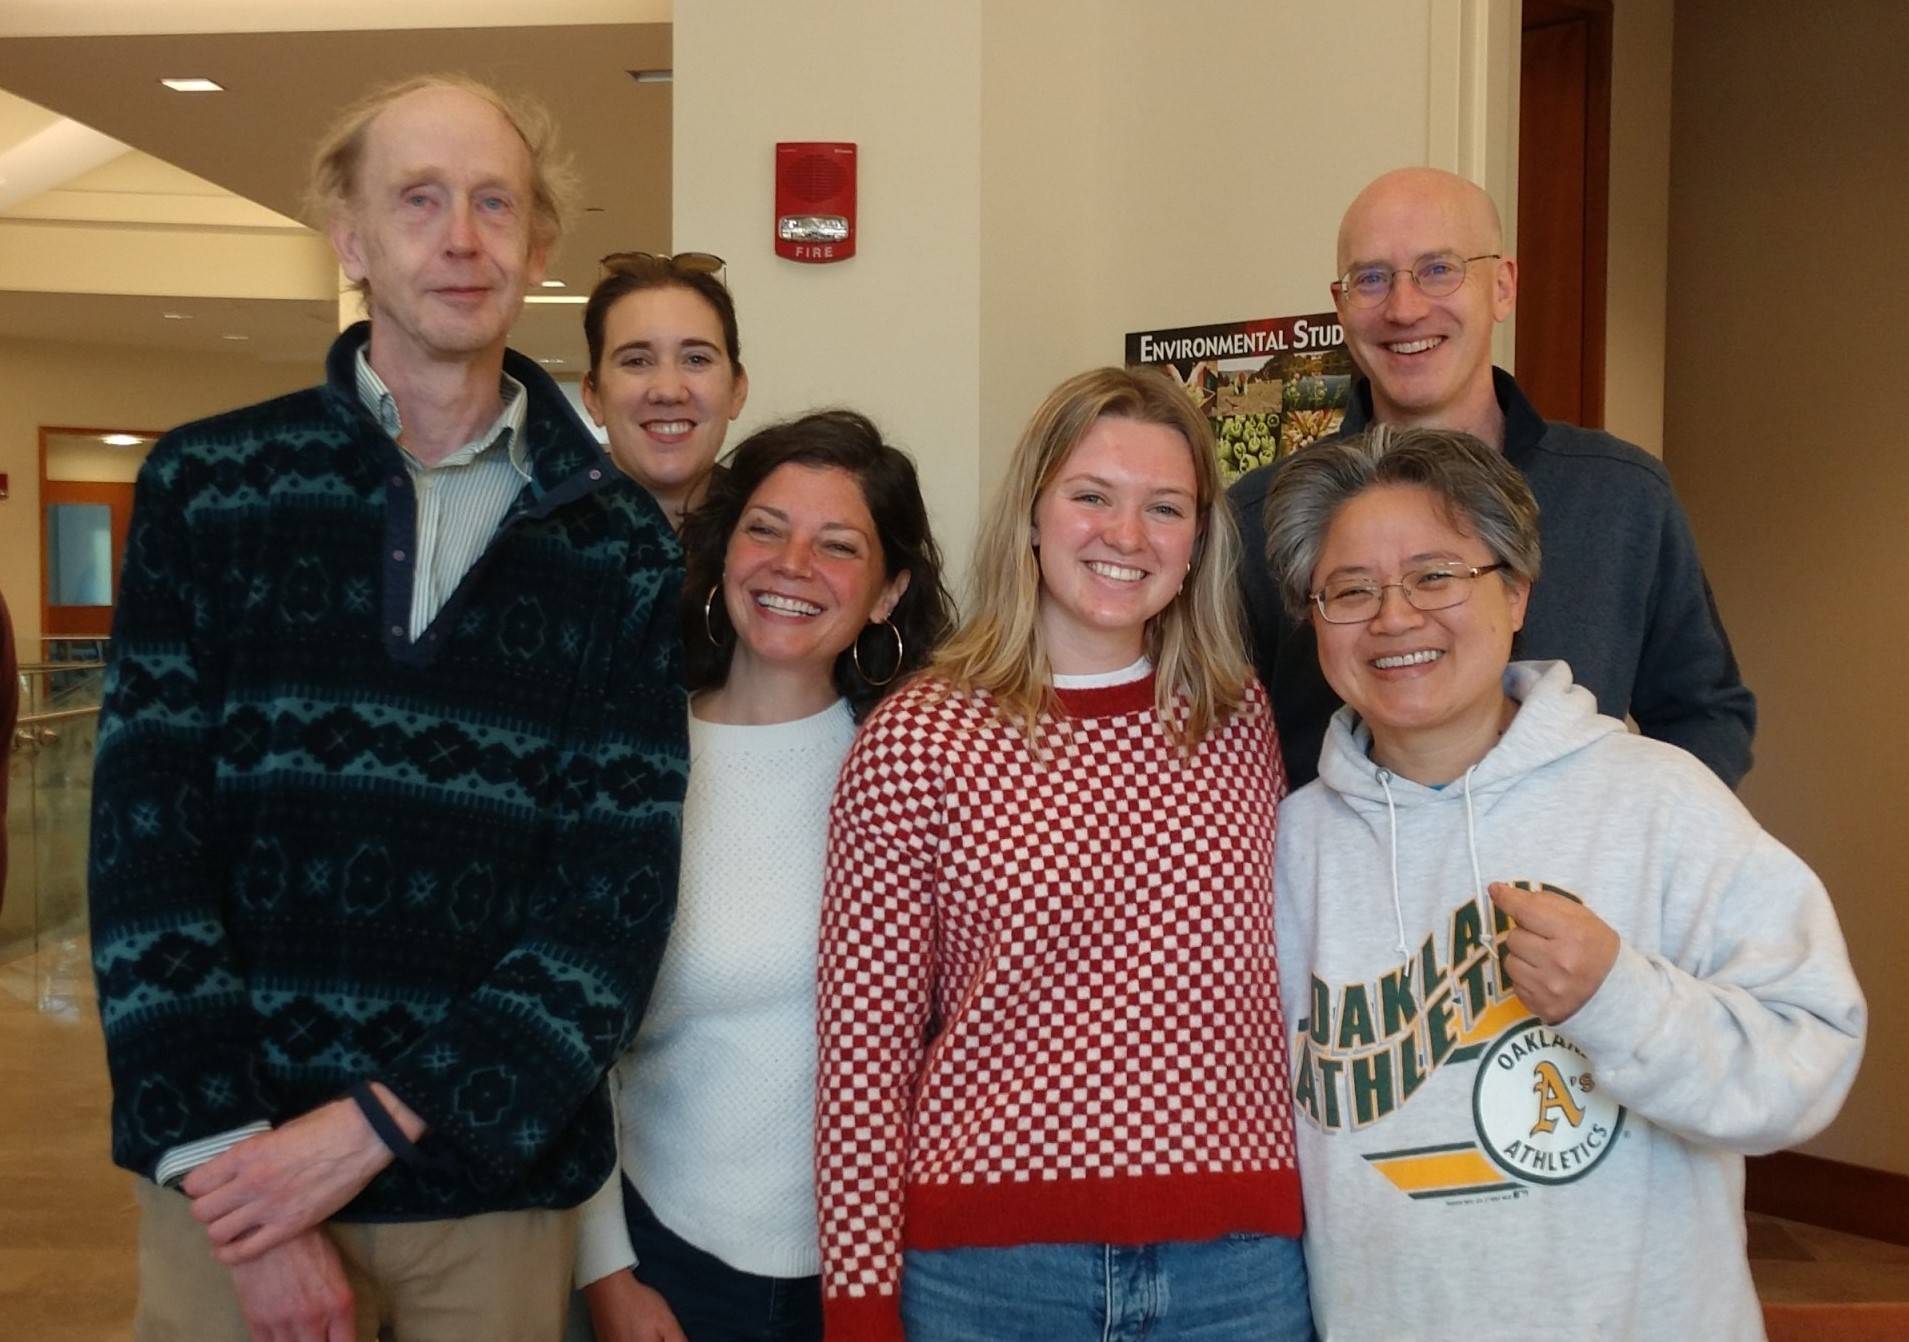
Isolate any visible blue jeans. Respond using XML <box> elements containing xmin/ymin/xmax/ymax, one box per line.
<box><xmin>900</xmin><ymin>1234</ymin><xmax>1311</xmax><ymax>1342</ymax></box>
<box><xmin>568</xmin><ymin>1177</ymin><xmax>820</xmax><ymax>1342</ymax></box>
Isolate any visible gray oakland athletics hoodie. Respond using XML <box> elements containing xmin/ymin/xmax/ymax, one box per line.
<box><xmin>1273</xmin><ymin>660</ymin><xmax>1865</xmax><ymax>1341</ymax></box>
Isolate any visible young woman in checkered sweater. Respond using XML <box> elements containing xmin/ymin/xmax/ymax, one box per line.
<box><xmin>816</xmin><ymin>369</ymin><xmax>1308</xmax><ymax>1342</ymax></box>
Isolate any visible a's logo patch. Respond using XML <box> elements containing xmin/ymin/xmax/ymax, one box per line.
<box><xmin>1472</xmin><ymin>1017</ymin><xmax>1624</xmax><ymax>1185</ymax></box>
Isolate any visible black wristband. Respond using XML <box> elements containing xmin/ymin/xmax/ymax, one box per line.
<box><xmin>347</xmin><ymin>1080</ymin><xmax>442</xmax><ymax>1171</ymax></box>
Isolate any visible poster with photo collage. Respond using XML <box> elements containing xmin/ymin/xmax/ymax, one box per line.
<box><xmin>1126</xmin><ymin>312</ymin><xmax>1355</xmax><ymax>485</ymax></box>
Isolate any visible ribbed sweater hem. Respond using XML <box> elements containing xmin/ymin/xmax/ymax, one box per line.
<box><xmin>905</xmin><ymin>1165</ymin><xmax>1302</xmax><ymax>1248</ymax></box>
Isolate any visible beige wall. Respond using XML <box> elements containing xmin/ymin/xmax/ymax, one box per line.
<box><xmin>0</xmin><ymin>339</ymin><xmax>319</xmax><ymax>653</ymax></box>
<box><xmin>1666</xmin><ymin>0</ymin><xmax>1909</xmax><ymax>1174</ymax></box>
<box><xmin>1603</xmin><ymin>0</ymin><xmax>1674</xmax><ymax>455</ymax></box>
<box><xmin>672</xmin><ymin>0</ymin><xmax>985</xmax><ymax>587</ymax></box>
<box><xmin>679</xmin><ymin>0</ymin><xmax>1520</xmax><ymax>598</ymax></box>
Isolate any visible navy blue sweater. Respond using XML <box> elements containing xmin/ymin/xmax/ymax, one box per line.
<box><xmin>89</xmin><ymin>325</ymin><xmax>687</xmax><ymax>1218</ymax></box>
<box><xmin>1229</xmin><ymin>368</ymin><xmax>1755</xmax><ymax>790</ymax></box>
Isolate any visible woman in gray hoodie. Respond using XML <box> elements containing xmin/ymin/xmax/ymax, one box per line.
<box><xmin>1260</xmin><ymin>425</ymin><xmax>1864</xmax><ymax>1340</ymax></box>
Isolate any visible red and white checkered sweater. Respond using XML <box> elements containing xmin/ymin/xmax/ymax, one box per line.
<box><xmin>815</xmin><ymin>672</ymin><xmax>1302</xmax><ymax>1341</ymax></box>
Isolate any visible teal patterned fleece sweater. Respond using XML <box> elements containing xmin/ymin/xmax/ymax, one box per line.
<box><xmin>88</xmin><ymin>323</ymin><xmax>686</xmax><ymax>1219</ymax></box>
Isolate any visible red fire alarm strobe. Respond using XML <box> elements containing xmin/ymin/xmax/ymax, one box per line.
<box><xmin>776</xmin><ymin>142</ymin><xmax>856</xmax><ymax>263</ymax></box>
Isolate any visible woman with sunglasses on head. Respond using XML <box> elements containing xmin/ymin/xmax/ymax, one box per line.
<box><xmin>576</xmin><ymin>410</ymin><xmax>955</xmax><ymax>1342</ymax></box>
<box><xmin>581</xmin><ymin>251</ymin><xmax>747</xmax><ymax>531</ymax></box>
<box><xmin>815</xmin><ymin>367</ymin><xmax>1310</xmax><ymax>1342</ymax></box>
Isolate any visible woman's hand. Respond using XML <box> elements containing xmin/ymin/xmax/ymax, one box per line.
<box><xmin>1490</xmin><ymin>882</ymin><xmax>1620</xmax><ymax>1024</ymax></box>
<box><xmin>582</xmin><ymin>1268</ymin><xmax>689</xmax><ymax>1342</ymax></box>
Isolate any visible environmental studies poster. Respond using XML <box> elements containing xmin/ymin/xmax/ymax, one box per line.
<box><xmin>1126</xmin><ymin>313</ymin><xmax>1355</xmax><ymax>484</ymax></box>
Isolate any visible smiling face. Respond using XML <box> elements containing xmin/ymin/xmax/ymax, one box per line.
<box><xmin>722</xmin><ymin>463</ymin><xmax>909</xmax><ymax>691</ymax></box>
<box><xmin>1309</xmin><ymin>483</ymin><xmax>1528</xmax><ymax>774</ymax></box>
<box><xmin>1334</xmin><ymin>168</ymin><xmax>1516</xmax><ymax>438</ymax></box>
<box><xmin>1030</xmin><ymin>415</ymin><xmax>1201</xmax><ymax>674</ymax></box>
<box><xmin>583</xmin><ymin>284</ymin><xmax>748</xmax><ymax>523</ymax></box>
<box><xmin>330</xmin><ymin>85</ymin><xmax>547</xmax><ymax>373</ymax></box>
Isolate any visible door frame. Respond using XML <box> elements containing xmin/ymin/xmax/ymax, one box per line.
<box><xmin>1520</xmin><ymin>0</ymin><xmax>1613</xmax><ymax>426</ymax></box>
<box><xmin>38</xmin><ymin>425</ymin><xmax>161</xmax><ymax>643</ymax></box>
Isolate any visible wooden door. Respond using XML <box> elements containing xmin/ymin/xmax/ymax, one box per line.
<box><xmin>1517</xmin><ymin>0</ymin><xmax>1612</xmax><ymax>426</ymax></box>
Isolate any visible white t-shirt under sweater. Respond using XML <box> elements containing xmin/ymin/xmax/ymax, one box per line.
<box><xmin>575</xmin><ymin>697</ymin><xmax>857</xmax><ymax>1286</ymax></box>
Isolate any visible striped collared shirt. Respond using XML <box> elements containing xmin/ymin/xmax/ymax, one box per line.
<box><xmin>355</xmin><ymin>347</ymin><xmax>532</xmax><ymax>639</ymax></box>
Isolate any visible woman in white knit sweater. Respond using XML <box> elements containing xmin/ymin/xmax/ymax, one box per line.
<box><xmin>577</xmin><ymin>411</ymin><xmax>954</xmax><ymax>1342</ymax></box>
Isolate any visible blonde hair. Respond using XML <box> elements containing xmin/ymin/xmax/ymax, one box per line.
<box><xmin>305</xmin><ymin>74</ymin><xmax>577</xmax><ymax>297</ymax></box>
<box><xmin>932</xmin><ymin>366</ymin><xmax>1251</xmax><ymax>752</ymax></box>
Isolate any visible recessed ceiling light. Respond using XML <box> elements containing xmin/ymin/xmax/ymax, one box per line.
<box><xmin>524</xmin><ymin>295</ymin><xmax>587</xmax><ymax>306</ymax></box>
<box><xmin>221</xmin><ymin>333</ymin><xmax>250</xmax><ymax>341</ymax></box>
<box><xmin>537</xmin><ymin>357</ymin><xmax>566</xmax><ymax>365</ymax></box>
<box><xmin>539</xmin><ymin>279</ymin><xmax>567</xmax><ymax>288</ymax></box>
<box><xmin>101</xmin><ymin>434</ymin><xmax>145</xmax><ymax>447</ymax></box>
<box><xmin>162</xmin><ymin>311</ymin><xmax>193</xmax><ymax>320</ymax></box>
<box><xmin>628</xmin><ymin>69</ymin><xmax>673</xmax><ymax>84</ymax></box>
<box><xmin>161</xmin><ymin>78</ymin><xmax>224</xmax><ymax>93</ymax></box>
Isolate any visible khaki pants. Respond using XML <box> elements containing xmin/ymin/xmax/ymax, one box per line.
<box><xmin>133</xmin><ymin>1179</ymin><xmax>577</xmax><ymax>1342</ymax></box>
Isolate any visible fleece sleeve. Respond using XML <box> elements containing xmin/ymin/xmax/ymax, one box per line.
<box><xmin>814</xmin><ymin>695</ymin><xmax>944</xmax><ymax>1342</ymax></box>
<box><xmin>89</xmin><ymin>441</ymin><xmax>280</xmax><ymax>1178</ymax></box>
<box><xmin>1628</xmin><ymin>493</ymin><xmax>1757</xmax><ymax>788</ymax></box>
<box><xmin>1558</xmin><ymin>820</ymin><xmax>1865</xmax><ymax>1154</ymax></box>
<box><xmin>362</xmin><ymin>553</ymin><xmax>687</xmax><ymax>1184</ymax></box>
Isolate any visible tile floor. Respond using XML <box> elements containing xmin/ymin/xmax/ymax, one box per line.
<box><xmin>2</xmin><ymin>937</ymin><xmax>1905</xmax><ymax>1340</ymax></box>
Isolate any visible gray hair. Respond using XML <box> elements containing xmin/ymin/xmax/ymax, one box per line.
<box><xmin>1262</xmin><ymin>425</ymin><xmax>1541</xmax><ymax>622</ymax></box>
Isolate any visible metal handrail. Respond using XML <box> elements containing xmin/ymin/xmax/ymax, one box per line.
<box><xmin>17</xmin><ymin>662</ymin><xmax>107</xmax><ymax>675</ymax></box>
<box><xmin>17</xmin><ymin>706</ymin><xmax>99</xmax><ymax>728</ymax></box>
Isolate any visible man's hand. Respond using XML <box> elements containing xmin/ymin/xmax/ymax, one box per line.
<box><xmin>187</xmin><ymin>1086</ymin><xmax>422</xmax><ymax>1265</ymax></box>
<box><xmin>1490</xmin><ymin>882</ymin><xmax>1621</xmax><ymax>1024</ymax></box>
<box><xmin>582</xmin><ymin>1268</ymin><xmax>689</xmax><ymax>1342</ymax></box>
<box><xmin>228</xmin><ymin>1226</ymin><xmax>357</xmax><ymax>1342</ymax></box>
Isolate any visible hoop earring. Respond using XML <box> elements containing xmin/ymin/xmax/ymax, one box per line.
<box><xmin>703</xmin><ymin>583</ymin><xmax>728</xmax><ymax>647</ymax></box>
<box><xmin>852</xmin><ymin>619</ymin><xmax>905</xmax><ymax>687</ymax></box>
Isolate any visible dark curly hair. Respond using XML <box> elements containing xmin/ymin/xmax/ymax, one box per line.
<box><xmin>681</xmin><ymin>410</ymin><xmax>955</xmax><ymax>720</ymax></box>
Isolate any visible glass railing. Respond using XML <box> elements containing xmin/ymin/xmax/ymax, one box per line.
<box><xmin>4</xmin><ymin>661</ymin><xmax>103</xmax><ymax>1010</ymax></box>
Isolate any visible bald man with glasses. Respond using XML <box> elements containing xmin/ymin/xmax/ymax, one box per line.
<box><xmin>1230</xmin><ymin>166</ymin><xmax>1754</xmax><ymax>790</ymax></box>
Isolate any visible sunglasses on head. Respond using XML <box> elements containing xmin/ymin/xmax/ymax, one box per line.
<box><xmin>598</xmin><ymin>251</ymin><xmax>727</xmax><ymax>282</ymax></box>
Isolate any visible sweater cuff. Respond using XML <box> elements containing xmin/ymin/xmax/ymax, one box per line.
<box><xmin>153</xmin><ymin>1120</ymin><xmax>273</xmax><ymax>1189</ymax></box>
<box><xmin>573</xmin><ymin>1168</ymin><xmax>639</xmax><ymax>1289</ymax></box>
<box><xmin>1554</xmin><ymin>941</ymin><xmax>1662</xmax><ymax>1066</ymax></box>
<box><xmin>823</xmin><ymin>1290</ymin><xmax>905</xmax><ymax>1342</ymax></box>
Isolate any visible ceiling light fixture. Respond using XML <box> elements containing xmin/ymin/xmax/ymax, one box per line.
<box><xmin>628</xmin><ymin>69</ymin><xmax>673</xmax><ymax>84</ymax></box>
<box><xmin>161</xmin><ymin>78</ymin><xmax>225</xmax><ymax>93</ymax></box>
<box><xmin>221</xmin><ymin>333</ymin><xmax>250</xmax><ymax>341</ymax></box>
<box><xmin>537</xmin><ymin>357</ymin><xmax>566</xmax><ymax>365</ymax></box>
<box><xmin>101</xmin><ymin>434</ymin><xmax>145</xmax><ymax>447</ymax></box>
<box><xmin>162</xmin><ymin>312</ymin><xmax>193</xmax><ymax>320</ymax></box>
<box><xmin>524</xmin><ymin>295</ymin><xmax>587</xmax><ymax>306</ymax></box>
<box><xmin>539</xmin><ymin>279</ymin><xmax>566</xmax><ymax>288</ymax></box>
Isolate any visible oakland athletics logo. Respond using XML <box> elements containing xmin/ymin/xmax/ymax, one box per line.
<box><xmin>1472</xmin><ymin>1018</ymin><xmax>1625</xmax><ymax>1185</ymax></box>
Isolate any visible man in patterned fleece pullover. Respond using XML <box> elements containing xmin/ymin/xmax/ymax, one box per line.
<box><xmin>88</xmin><ymin>77</ymin><xmax>684</xmax><ymax>1342</ymax></box>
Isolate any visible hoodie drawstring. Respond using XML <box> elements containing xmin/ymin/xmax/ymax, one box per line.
<box><xmin>1462</xmin><ymin>764</ymin><xmax>1500</xmax><ymax>989</ymax></box>
<box><xmin>1376</xmin><ymin>769</ymin><xmax>1410</xmax><ymax>959</ymax></box>
<box><xmin>1377</xmin><ymin>764</ymin><xmax>1491</xmax><ymax>970</ymax></box>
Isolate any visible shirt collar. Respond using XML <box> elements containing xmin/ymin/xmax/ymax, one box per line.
<box><xmin>354</xmin><ymin>345</ymin><xmax>532</xmax><ymax>479</ymax></box>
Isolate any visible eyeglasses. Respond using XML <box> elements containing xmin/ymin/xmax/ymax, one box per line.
<box><xmin>1331</xmin><ymin>253</ymin><xmax>1501</xmax><ymax>308</ymax></box>
<box><xmin>1310</xmin><ymin>562</ymin><xmax>1508</xmax><ymax>624</ymax></box>
<box><xmin>598</xmin><ymin>251</ymin><xmax>727</xmax><ymax>283</ymax></box>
